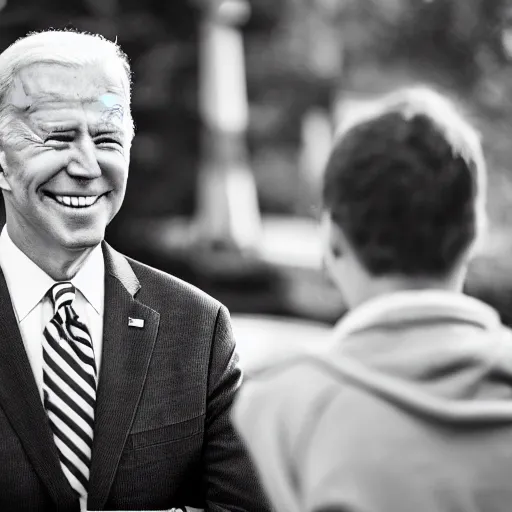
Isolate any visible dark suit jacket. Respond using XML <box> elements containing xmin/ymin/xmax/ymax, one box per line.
<box><xmin>0</xmin><ymin>242</ymin><xmax>269</xmax><ymax>511</ymax></box>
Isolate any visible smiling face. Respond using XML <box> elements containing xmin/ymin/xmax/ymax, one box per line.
<box><xmin>0</xmin><ymin>62</ymin><xmax>132</xmax><ymax>262</ymax></box>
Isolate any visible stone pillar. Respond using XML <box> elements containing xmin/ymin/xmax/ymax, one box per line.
<box><xmin>194</xmin><ymin>0</ymin><xmax>261</xmax><ymax>253</ymax></box>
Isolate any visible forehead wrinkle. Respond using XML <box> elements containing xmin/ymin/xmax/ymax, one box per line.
<box><xmin>22</xmin><ymin>94</ymin><xmax>75</xmax><ymax>115</ymax></box>
<box><xmin>28</xmin><ymin>93</ymin><xmax>128</xmax><ymax>110</ymax></box>
<box><xmin>21</xmin><ymin>95</ymin><xmax>128</xmax><ymax>123</ymax></box>
<box><xmin>6</xmin><ymin>63</ymin><xmax>132</xmax><ymax>136</ymax></box>
<box><xmin>7</xmin><ymin>92</ymin><xmax>129</xmax><ymax>125</ymax></box>
<box><xmin>10</xmin><ymin>63</ymin><xmax>129</xmax><ymax>107</ymax></box>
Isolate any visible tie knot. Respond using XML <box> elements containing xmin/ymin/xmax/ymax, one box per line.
<box><xmin>48</xmin><ymin>282</ymin><xmax>76</xmax><ymax>312</ymax></box>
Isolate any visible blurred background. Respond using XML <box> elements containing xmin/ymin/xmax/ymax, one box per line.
<box><xmin>1</xmin><ymin>0</ymin><xmax>512</xmax><ymax>363</ymax></box>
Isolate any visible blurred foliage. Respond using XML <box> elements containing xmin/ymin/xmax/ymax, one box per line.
<box><xmin>241</xmin><ymin>0</ymin><xmax>512</xmax><ymax>222</ymax></box>
<box><xmin>337</xmin><ymin>0</ymin><xmax>508</xmax><ymax>87</ymax></box>
<box><xmin>244</xmin><ymin>0</ymin><xmax>511</xmax><ymax>95</ymax></box>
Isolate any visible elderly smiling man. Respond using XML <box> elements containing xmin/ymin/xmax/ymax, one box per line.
<box><xmin>0</xmin><ymin>30</ymin><xmax>269</xmax><ymax>512</ymax></box>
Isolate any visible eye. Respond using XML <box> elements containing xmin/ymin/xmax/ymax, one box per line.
<box><xmin>95</xmin><ymin>136</ymin><xmax>122</xmax><ymax>148</ymax></box>
<box><xmin>45</xmin><ymin>133</ymin><xmax>74</xmax><ymax>145</ymax></box>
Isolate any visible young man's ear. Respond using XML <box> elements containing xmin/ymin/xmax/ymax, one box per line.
<box><xmin>321</xmin><ymin>212</ymin><xmax>345</xmax><ymax>260</ymax></box>
<box><xmin>328</xmin><ymin>221</ymin><xmax>345</xmax><ymax>260</ymax></box>
<box><xmin>330</xmin><ymin>242</ymin><xmax>342</xmax><ymax>259</ymax></box>
<box><xmin>0</xmin><ymin>150</ymin><xmax>11</xmax><ymax>191</ymax></box>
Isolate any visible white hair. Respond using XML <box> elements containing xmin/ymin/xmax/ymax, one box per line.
<box><xmin>0</xmin><ymin>30</ymin><xmax>133</xmax><ymax>135</ymax></box>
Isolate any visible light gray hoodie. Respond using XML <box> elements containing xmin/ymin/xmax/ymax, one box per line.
<box><xmin>233</xmin><ymin>291</ymin><xmax>512</xmax><ymax>512</ymax></box>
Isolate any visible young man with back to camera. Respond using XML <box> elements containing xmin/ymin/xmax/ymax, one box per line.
<box><xmin>233</xmin><ymin>87</ymin><xmax>512</xmax><ymax>512</ymax></box>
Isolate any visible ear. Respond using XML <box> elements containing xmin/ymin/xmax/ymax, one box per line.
<box><xmin>328</xmin><ymin>220</ymin><xmax>345</xmax><ymax>260</ymax></box>
<box><xmin>321</xmin><ymin>211</ymin><xmax>346</xmax><ymax>262</ymax></box>
<box><xmin>0</xmin><ymin>149</ymin><xmax>11</xmax><ymax>191</ymax></box>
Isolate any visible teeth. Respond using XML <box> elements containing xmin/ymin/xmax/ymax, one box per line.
<box><xmin>54</xmin><ymin>195</ymin><xmax>100</xmax><ymax>208</ymax></box>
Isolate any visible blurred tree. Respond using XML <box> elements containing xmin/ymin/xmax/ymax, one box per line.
<box><xmin>245</xmin><ymin>0</ymin><xmax>512</xmax><ymax>216</ymax></box>
<box><xmin>333</xmin><ymin>0</ymin><xmax>509</xmax><ymax>92</ymax></box>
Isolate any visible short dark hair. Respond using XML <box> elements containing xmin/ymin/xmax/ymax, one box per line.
<box><xmin>323</xmin><ymin>87</ymin><xmax>486</xmax><ymax>277</ymax></box>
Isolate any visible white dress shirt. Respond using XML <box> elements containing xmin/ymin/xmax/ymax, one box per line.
<box><xmin>0</xmin><ymin>226</ymin><xmax>105</xmax><ymax>399</ymax></box>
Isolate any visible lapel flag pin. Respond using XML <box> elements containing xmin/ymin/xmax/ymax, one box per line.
<box><xmin>128</xmin><ymin>317</ymin><xmax>145</xmax><ymax>328</ymax></box>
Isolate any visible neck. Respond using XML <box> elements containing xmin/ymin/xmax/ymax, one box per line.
<box><xmin>7</xmin><ymin>228</ymin><xmax>96</xmax><ymax>281</ymax></box>
<box><xmin>347</xmin><ymin>272</ymin><xmax>465</xmax><ymax>310</ymax></box>
<box><xmin>38</xmin><ymin>248</ymin><xmax>95</xmax><ymax>281</ymax></box>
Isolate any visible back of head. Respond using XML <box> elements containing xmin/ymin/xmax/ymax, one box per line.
<box><xmin>323</xmin><ymin>86</ymin><xmax>487</xmax><ymax>278</ymax></box>
<box><xmin>0</xmin><ymin>29</ymin><xmax>132</xmax><ymax>125</ymax></box>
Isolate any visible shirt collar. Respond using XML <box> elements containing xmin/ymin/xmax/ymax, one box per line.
<box><xmin>0</xmin><ymin>227</ymin><xmax>104</xmax><ymax>322</ymax></box>
<box><xmin>71</xmin><ymin>243</ymin><xmax>104</xmax><ymax>315</ymax></box>
<box><xmin>333</xmin><ymin>289</ymin><xmax>501</xmax><ymax>340</ymax></box>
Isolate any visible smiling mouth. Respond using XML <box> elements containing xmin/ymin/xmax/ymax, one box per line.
<box><xmin>44</xmin><ymin>192</ymin><xmax>107</xmax><ymax>208</ymax></box>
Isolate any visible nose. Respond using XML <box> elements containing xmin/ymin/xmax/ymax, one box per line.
<box><xmin>66</xmin><ymin>136</ymin><xmax>102</xmax><ymax>179</ymax></box>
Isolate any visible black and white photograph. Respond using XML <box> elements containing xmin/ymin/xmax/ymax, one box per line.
<box><xmin>0</xmin><ymin>1</ymin><xmax>511</xmax><ymax>511</ymax></box>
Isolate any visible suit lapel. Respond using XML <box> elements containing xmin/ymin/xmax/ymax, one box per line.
<box><xmin>87</xmin><ymin>243</ymin><xmax>160</xmax><ymax>510</ymax></box>
<box><xmin>0</xmin><ymin>269</ymin><xmax>78</xmax><ymax>509</ymax></box>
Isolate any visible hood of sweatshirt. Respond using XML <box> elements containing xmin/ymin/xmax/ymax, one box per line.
<box><xmin>312</xmin><ymin>290</ymin><xmax>512</xmax><ymax>426</ymax></box>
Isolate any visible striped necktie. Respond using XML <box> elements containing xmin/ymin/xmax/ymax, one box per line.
<box><xmin>42</xmin><ymin>282</ymin><xmax>97</xmax><ymax>499</ymax></box>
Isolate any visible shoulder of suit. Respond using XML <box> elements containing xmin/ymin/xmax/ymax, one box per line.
<box><xmin>111</xmin><ymin>247</ymin><xmax>224</xmax><ymax>313</ymax></box>
<box><xmin>104</xmin><ymin>242</ymin><xmax>222</xmax><ymax>314</ymax></box>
